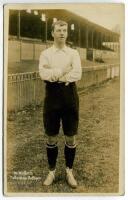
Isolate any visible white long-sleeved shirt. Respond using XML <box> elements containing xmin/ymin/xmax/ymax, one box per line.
<box><xmin>39</xmin><ymin>45</ymin><xmax>82</xmax><ymax>83</ymax></box>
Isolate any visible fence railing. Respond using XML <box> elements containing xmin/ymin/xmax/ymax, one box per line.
<box><xmin>7</xmin><ymin>64</ymin><xmax>120</xmax><ymax>112</ymax></box>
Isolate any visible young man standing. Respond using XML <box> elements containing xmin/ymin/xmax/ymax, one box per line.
<box><xmin>39</xmin><ymin>20</ymin><xmax>82</xmax><ymax>188</ymax></box>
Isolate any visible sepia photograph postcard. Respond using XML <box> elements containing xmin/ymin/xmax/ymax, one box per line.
<box><xmin>3</xmin><ymin>3</ymin><xmax>125</xmax><ymax>196</ymax></box>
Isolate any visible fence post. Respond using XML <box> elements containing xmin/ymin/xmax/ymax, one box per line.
<box><xmin>33</xmin><ymin>72</ymin><xmax>37</xmax><ymax>106</ymax></box>
<box><xmin>33</xmin><ymin>42</ymin><xmax>35</xmax><ymax>61</ymax></box>
<box><xmin>20</xmin><ymin>39</ymin><xmax>22</xmax><ymax>61</ymax></box>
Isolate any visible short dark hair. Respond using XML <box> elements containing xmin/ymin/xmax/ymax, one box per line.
<box><xmin>51</xmin><ymin>20</ymin><xmax>68</xmax><ymax>32</ymax></box>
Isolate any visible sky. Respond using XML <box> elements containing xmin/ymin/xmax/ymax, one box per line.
<box><xmin>67</xmin><ymin>3</ymin><xmax>124</xmax><ymax>31</ymax></box>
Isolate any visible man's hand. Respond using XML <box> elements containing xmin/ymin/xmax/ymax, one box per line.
<box><xmin>42</xmin><ymin>64</ymin><xmax>72</xmax><ymax>82</ymax></box>
<box><xmin>62</xmin><ymin>65</ymin><xmax>72</xmax><ymax>76</ymax></box>
<box><xmin>52</xmin><ymin>65</ymin><xmax>72</xmax><ymax>81</ymax></box>
<box><xmin>43</xmin><ymin>65</ymin><xmax>58</xmax><ymax>81</ymax></box>
<box><xmin>51</xmin><ymin>75</ymin><xmax>59</xmax><ymax>82</ymax></box>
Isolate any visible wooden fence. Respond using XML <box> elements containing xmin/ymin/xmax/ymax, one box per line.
<box><xmin>7</xmin><ymin>64</ymin><xmax>119</xmax><ymax>112</ymax></box>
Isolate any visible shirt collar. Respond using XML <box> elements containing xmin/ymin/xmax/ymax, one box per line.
<box><xmin>52</xmin><ymin>45</ymin><xmax>68</xmax><ymax>53</ymax></box>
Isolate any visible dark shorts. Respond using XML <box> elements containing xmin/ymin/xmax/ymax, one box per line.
<box><xmin>43</xmin><ymin>81</ymin><xmax>79</xmax><ymax>136</ymax></box>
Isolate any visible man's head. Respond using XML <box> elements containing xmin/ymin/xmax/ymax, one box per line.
<box><xmin>51</xmin><ymin>20</ymin><xmax>68</xmax><ymax>44</ymax></box>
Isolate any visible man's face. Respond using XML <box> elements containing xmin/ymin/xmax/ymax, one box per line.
<box><xmin>52</xmin><ymin>24</ymin><xmax>68</xmax><ymax>43</ymax></box>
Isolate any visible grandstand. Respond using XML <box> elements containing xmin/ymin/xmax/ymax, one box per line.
<box><xmin>9</xmin><ymin>9</ymin><xmax>120</xmax><ymax>63</ymax></box>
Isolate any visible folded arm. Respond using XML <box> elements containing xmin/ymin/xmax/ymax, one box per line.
<box><xmin>39</xmin><ymin>53</ymin><xmax>64</xmax><ymax>82</ymax></box>
<box><xmin>59</xmin><ymin>50</ymin><xmax>82</xmax><ymax>83</ymax></box>
<box><xmin>39</xmin><ymin>50</ymin><xmax>82</xmax><ymax>83</ymax></box>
